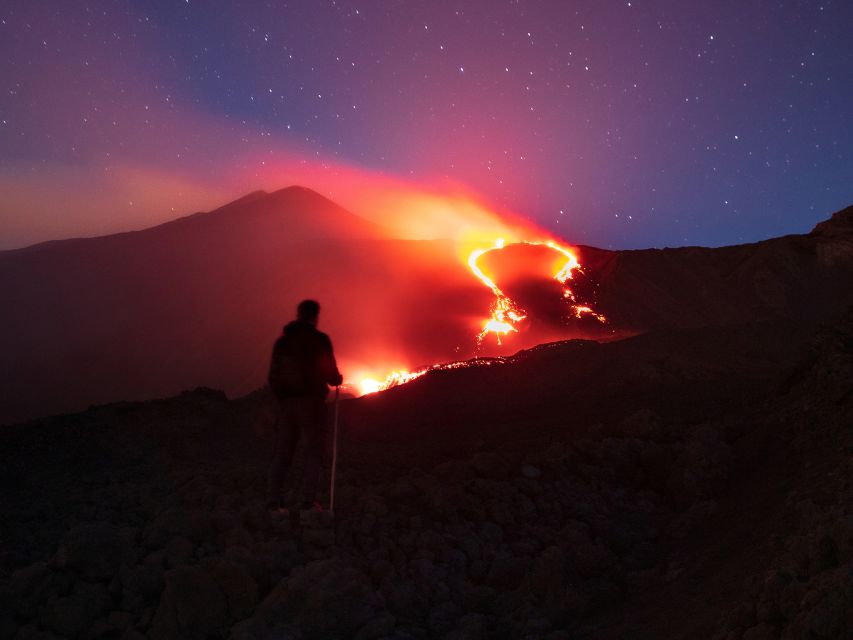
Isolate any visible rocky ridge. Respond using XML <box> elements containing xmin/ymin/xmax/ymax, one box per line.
<box><xmin>2</xmin><ymin>308</ymin><xmax>851</xmax><ymax>639</ymax></box>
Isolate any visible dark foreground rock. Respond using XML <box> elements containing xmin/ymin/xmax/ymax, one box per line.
<box><xmin>1</xmin><ymin>310</ymin><xmax>852</xmax><ymax>639</ymax></box>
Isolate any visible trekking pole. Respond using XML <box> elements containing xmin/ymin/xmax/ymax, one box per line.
<box><xmin>329</xmin><ymin>386</ymin><xmax>340</xmax><ymax>517</ymax></box>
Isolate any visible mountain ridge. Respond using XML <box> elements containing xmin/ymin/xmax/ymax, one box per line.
<box><xmin>1</xmin><ymin>191</ymin><xmax>851</xmax><ymax>424</ymax></box>
<box><xmin>0</xmin><ymin>186</ymin><xmax>382</xmax><ymax>257</ymax></box>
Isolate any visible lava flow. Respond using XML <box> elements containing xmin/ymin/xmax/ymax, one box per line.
<box><xmin>467</xmin><ymin>239</ymin><xmax>526</xmax><ymax>343</ymax></box>
<box><xmin>356</xmin><ymin>370</ymin><xmax>427</xmax><ymax>396</ymax></box>
<box><xmin>352</xmin><ymin>237</ymin><xmax>606</xmax><ymax>396</ymax></box>
<box><xmin>469</xmin><ymin>238</ymin><xmax>606</xmax><ymax>344</ymax></box>
<box><xmin>353</xmin><ymin>359</ymin><xmax>506</xmax><ymax>396</ymax></box>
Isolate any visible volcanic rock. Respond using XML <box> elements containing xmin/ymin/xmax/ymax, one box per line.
<box><xmin>1</xmin><ymin>209</ymin><xmax>853</xmax><ymax>639</ymax></box>
<box><xmin>230</xmin><ymin>557</ymin><xmax>383</xmax><ymax>640</ymax></box>
<box><xmin>149</xmin><ymin>559</ymin><xmax>258</xmax><ymax>640</ymax></box>
<box><xmin>53</xmin><ymin>522</ymin><xmax>137</xmax><ymax>582</ymax></box>
<box><xmin>519</xmin><ymin>462</ymin><xmax>542</xmax><ymax>478</ymax></box>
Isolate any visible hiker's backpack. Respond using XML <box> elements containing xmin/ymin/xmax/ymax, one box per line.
<box><xmin>270</xmin><ymin>338</ymin><xmax>309</xmax><ymax>396</ymax></box>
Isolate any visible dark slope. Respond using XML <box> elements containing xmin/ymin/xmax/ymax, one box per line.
<box><xmin>1</xmin><ymin>310</ymin><xmax>850</xmax><ymax>639</ymax></box>
<box><xmin>344</xmin><ymin>321</ymin><xmax>807</xmax><ymax>453</ymax></box>
<box><xmin>579</xmin><ymin>204</ymin><xmax>853</xmax><ymax>331</ymax></box>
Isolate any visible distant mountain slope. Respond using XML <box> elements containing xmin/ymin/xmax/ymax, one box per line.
<box><xmin>578</xmin><ymin>204</ymin><xmax>853</xmax><ymax>331</ymax></box>
<box><xmin>7</xmin><ymin>187</ymin><xmax>384</xmax><ymax>256</ymax></box>
<box><xmin>0</xmin><ymin>187</ymin><xmax>486</xmax><ymax>423</ymax></box>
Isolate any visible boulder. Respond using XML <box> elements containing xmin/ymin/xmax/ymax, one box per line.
<box><xmin>40</xmin><ymin>593</ymin><xmax>99</xmax><ymax>637</ymax></box>
<box><xmin>229</xmin><ymin>557</ymin><xmax>384</xmax><ymax>640</ymax></box>
<box><xmin>149</xmin><ymin>558</ymin><xmax>258</xmax><ymax>640</ymax></box>
<box><xmin>9</xmin><ymin>625</ymin><xmax>62</xmax><ymax>640</ymax></box>
<box><xmin>742</xmin><ymin>622</ymin><xmax>777</xmax><ymax>640</ymax></box>
<box><xmin>461</xmin><ymin>583</ymin><xmax>496</xmax><ymax>615</ymax></box>
<box><xmin>432</xmin><ymin>460</ymin><xmax>473</xmax><ymax>484</ymax></box>
<box><xmin>428</xmin><ymin>601</ymin><xmax>462</xmax><ymax>635</ymax></box>
<box><xmin>795</xmin><ymin>568</ymin><xmax>853</xmax><ymax>639</ymax></box>
<box><xmin>119</xmin><ymin>561</ymin><xmax>164</xmax><ymax>614</ymax></box>
<box><xmin>6</xmin><ymin>562</ymin><xmax>53</xmax><ymax>618</ymax></box>
<box><xmin>353</xmin><ymin>612</ymin><xmax>396</xmax><ymax>640</ymax></box>
<box><xmin>382</xmin><ymin>576</ymin><xmax>429</xmax><ymax>619</ymax></box>
<box><xmin>53</xmin><ymin>522</ymin><xmax>137</xmax><ymax>582</ymax></box>
<box><xmin>486</xmin><ymin>553</ymin><xmax>528</xmax><ymax>590</ymax></box>
<box><xmin>519</xmin><ymin>463</ymin><xmax>542</xmax><ymax>479</ymax></box>
<box><xmin>668</xmin><ymin>427</ymin><xmax>731</xmax><ymax>508</ymax></box>
<box><xmin>471</xmin><ymin>453</ymin><xmax>511</xmax><ymax>479</ymax></box>
<box><xmin>446</xmin><ymin>612</ymin><xmax>491</xmax><ymax>640</ymax></box>
<box><xmin>144</xmin><ymin>509</ymin><xmax>211</xmax><ymax>548</ymax></box>
<box><xmin>164</xmin><ymin>536</ymin><xmax>195</xmax><ymax>568</ymax></box>
<box><xmin>829</xmin><ymin>514</ymin><xmax>853</xmax><ymax>562</ymax></box>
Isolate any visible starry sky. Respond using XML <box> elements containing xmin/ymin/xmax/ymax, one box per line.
<box><xmin>1</xmin><ymin>0</ymin><xmax>851</xmax><ymax>250</ymax></box>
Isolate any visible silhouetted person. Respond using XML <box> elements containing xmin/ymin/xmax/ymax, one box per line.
<box><xmin>267</xmin><ymin>299</ymin><xmax>343</xmax><ymax>512</ymax></box>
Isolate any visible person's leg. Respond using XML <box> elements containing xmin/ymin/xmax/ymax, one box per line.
<box><xmin>298</xmin><ymin>397</ymin><xmax>329</xmax><ymax>507</ymax></box>
<box><xmin>267</xmin><ymin>398</ymin><xmax>300</xmax><ymax>506</ymax></box>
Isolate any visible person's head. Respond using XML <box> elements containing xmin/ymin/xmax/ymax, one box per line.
<box><xmin>296</xmin><ymin>299</ymin><xmax>320</xmax><ymax>325</ymax></box>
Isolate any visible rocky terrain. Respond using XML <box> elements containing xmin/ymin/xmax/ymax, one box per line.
<box><xmin>1</xmin><ymin>204</ymin><xmax>851</xmax><ymax>638</ymax></box>
<box><xmin>1</xmin><ymin>302</ymin><xmax>851</xmax><ymax>639</ymax></box>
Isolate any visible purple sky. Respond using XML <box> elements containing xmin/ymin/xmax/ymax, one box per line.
<box><xmin>1</xmin><ymin>0</ymin><xmax>851</xmax><ymax>250</ymax></box>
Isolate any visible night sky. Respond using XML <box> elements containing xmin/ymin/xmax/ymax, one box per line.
<box><xmin>1</xmin><ymin>0</ymin><xmax>851</xmax><ymax>250</ymax></box>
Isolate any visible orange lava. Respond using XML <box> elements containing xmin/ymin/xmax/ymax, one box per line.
<box><xmin>350</xmin><ymin>237</ymin><xmax>605</xmax><ymax>396</ymax></box>
<box><xmin>468</xmin><ymin>238</ymin><xmax>605</xmax><ymax>344</ymax></box>
<box><xmin>356</xmin><ymin>369</ymin><xmax>428</xmax><ymax>396</ymax></box>
<box><xmin>352</xmin><ymin>358</ymin><xmax>505</xmax><ymax>396</ymax></box>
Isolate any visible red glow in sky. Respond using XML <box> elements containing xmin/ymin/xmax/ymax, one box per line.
<box><xmin>2</xmin><ymin>1</ymin><xmax>851</xmax><ymax>250</ymax></box>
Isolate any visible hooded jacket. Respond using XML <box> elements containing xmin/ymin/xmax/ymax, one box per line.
<box><xmin>268</xmin><ymin>320</ymin><xmax>343</xmax><ymax>399</ymax></box>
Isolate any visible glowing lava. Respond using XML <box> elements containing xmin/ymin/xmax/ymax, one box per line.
<box><xmin>353</xmin><ymin>358</ymin><xmax>504</xmax><ymax>396</ymax></box>
<box><xmin>468</xmin><ymin>238</ymin><xmax>605</xmax><ymax>344</ymax></box>
<box><xmin>467</xmin><ymin>239</ymin><xmax>524</xmax><ymax>344</ymax></box>
<box><xmin>356</xmin><ymin>369</ymin><xmax>427</xmax><ymax>396</ymax></box>
<box><xmin>350</xmin><ymin>237</ymin><xmax>606</xmax><ymax>395</ymax></box>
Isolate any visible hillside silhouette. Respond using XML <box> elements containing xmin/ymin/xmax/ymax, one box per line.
<box><xmin>0</xmin><ymin>187</ymin><xmax>487</xmax><ymax>423</ymax></box>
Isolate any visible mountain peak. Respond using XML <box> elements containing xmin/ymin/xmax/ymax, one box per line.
<box><xmin>267</xmin><ymin>185</ymin><xmax>325</xmax><ymax>198</ymax></box>
<box><xmin>154</xmin><ymin>184</ymin><xmax>383</xmax><ymax>240</ymax></box>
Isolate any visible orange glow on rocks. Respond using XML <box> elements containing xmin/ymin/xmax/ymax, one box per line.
<box><xmin>355</xmin><ymin>369</ymin><xmax>428</xmax><ymax>396</ymax></box>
